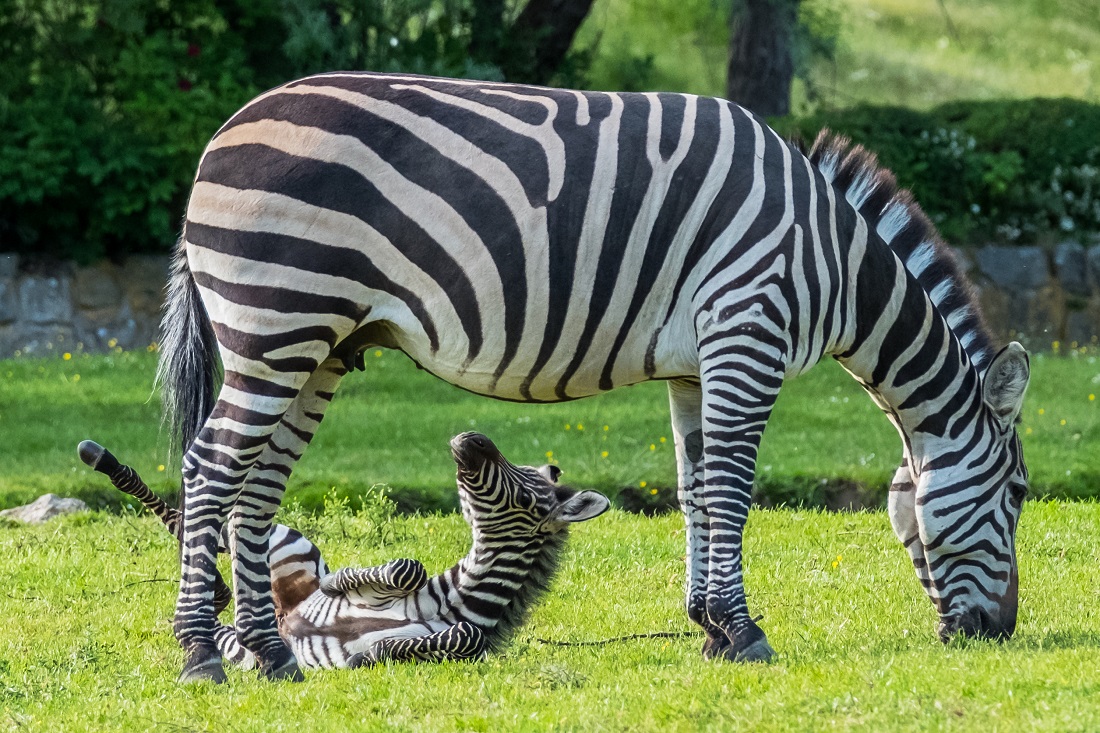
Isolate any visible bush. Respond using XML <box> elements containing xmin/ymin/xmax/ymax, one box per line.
<box><xmin>0</xmin><ymin>1</ymin><xmax>589</xmax><ymax>263</ymax></box>
<box><xmin>779</xmin><ymin>98</ymin><xmax>1100</xmax><ymax>245</ymax></box>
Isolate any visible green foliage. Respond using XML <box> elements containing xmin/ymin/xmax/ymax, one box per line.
<box><xmin>5</xmin><ymin>505</ymin><xmax>1100</xmax><ymax>730</ymax></box>
<box><xmin>779</xmin><ymin>98</ymin><xmax>1100</xmax><ymax>244</ymax></box>
<box><xmin>0</xmin><ymin>0</ymin><xmax>590</xmax><ymax>262</ymax></box>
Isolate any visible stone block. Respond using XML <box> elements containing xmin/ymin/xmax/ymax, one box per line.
<box><xmin>948</xmin><ymin>246</ymin><xmax>979</xmax><ymax>281</ymax></box>
<box><xmin>119</xmin><ymin>255</ymin><xmax>170</xmax><ymax>318</ymax></box>
<box><xmin>976</xmin><ymin>246</ymin><xmax>1049</xmax><ymax>291</ymax></box>
<box><xmin>7</xmin><ymin>324</ymin><xmax>77</xmax><ymax>356</ymax></box>
<box><xmin>74</xmin><ymin>301</ymin><xmax>139</xmax><ymax>351</ymax></box>
<box><xmin>0</xmin><ymin>277</ymin><xmax>15</xmax><ymax>324</ymax></box>
<box><xmin>18</xmin><ymin>275</ymin><xmax>73</xmax><ymax>324</ymax></box>
<box><xmin>1065</xmin><ymin>306</ymin><xmax>1099</xmax><ymax>348</ymax></box>
<box><xmin>1054</xmin><ymin>241</ymin><xmax>1089</xmax><ymax>298</ymax></box>
<box><xmin>0</xmin><ymin>253</ymin><xmax>17</xmax><ymax>278</ymax></box>
<box><xmin>74</xmin><ymin>262</ymin><xmax>124</xmax><ymax>311</ymax></box>
<box><xmin>1088</xmin><ymin>246</ymin><xmax>1100</xmax><ymax>294</ymax></box>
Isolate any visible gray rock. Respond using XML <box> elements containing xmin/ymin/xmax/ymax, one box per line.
<box><xmin>120</xmin><ymin>255</ymin><xmax>170</xmax><ymax>318</ymax></box>
<box><xmin>976</xmin><ymin>246</ymin><xmax>1050</xmax><ymax>291</ymax></box>
<box><xmin>8</xmin><ymin>324</ymin><xmax>77</xmax><ymax>356</ymax></box>
<box><xmin>948</xmin><ymin>246</ymin><xmax>979</xmax><ymax>281</ymax></box>
<box><xmin>0</xmin><ymin>494</ymin><xmax>89</xmax><ymax>524</ymax></box>
<box><xmin>18</xmin><ymin>275</ymin><xmax>73</xmax><ymax>324</ymax></box>
<box><xmin>1054</xmin><ymin>241</ymin><xmax>1089</xmax><ymax>298</ymax></box>
<box><xmin>0</xmin><ymin>253</ymin><xmax>17</xmax><ymax>278</ymax></box>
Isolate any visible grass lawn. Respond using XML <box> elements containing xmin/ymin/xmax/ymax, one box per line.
<box><xmin>1</xmin><ymin>350</ymin><xmax>1098</xmax><ymax>512</ymax></box>
<box><xmin>3</xmin><ymin>502</ymin><xmax>1100</xmax><ymax>731</ymax></box>
<box><xmin>577</xmin><ymin>0</ymin><xmax>1100</xmax><ymax>110</ymax></box>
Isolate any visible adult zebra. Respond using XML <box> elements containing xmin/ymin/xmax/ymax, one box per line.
<box><xmin>160</xmin><ymin>72</ymin><xmax>1030</xmax><ymax>683</ymax></box>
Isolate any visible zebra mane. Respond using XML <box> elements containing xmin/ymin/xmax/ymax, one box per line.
<box><xmin>803</xmin><ymin>130</ymin><xmax>996</xmax><ymax>373</ymax></box>
<box><xmin>481</xmin><ymin>530</ymin><xmax>569</xmax><ymax>653</ymax></box>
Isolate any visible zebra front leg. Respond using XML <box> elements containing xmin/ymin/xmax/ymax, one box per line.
<box><xmin>213</xmin><ymin>623</ymin><xmax>257</xmax><ymax>670</ymax></box>
<box><xmin>698</xmin><ymin>337</ymin><xmax>784</xmax><ymax>663</ymax></box>
<box><xmin>668</xmin><ymin>378</ymin><xmax>728</xmax><ymax>659</ymax></box>
<box><xmin>320</xmin><ymin>559</ymin><xmax>428</xmax><ymax>599</ymax></box>
<box><xmin>351</xmin><ymin>623</ymin><xmax>487</xmax><ymax>667</ymax></box>
<box><xmin>227</xmin><ymin>358</ymin><xmax>348</xmax><ymax>681</ymax></box>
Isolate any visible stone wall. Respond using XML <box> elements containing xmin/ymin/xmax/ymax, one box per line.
<box><xmin>1</xmin><ymin>245</ymin><xmax>1099</xmax><ymax>357</ymax></box>
<box><xmin>0</xmin><ymin>254</ymin><xmax>168</xmax><ymax>356</ymax></box>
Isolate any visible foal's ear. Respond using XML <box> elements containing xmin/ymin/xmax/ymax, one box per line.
<box><xmin>556</xmin><ymin>490</ymin><xmax>610</xmax><ymax>523</ymax></box>
<box><xmin>983</xmin><ymin>342</ymin><xmax>1030</xmax><ymax>425</ymax></box>
<box><xmin>538</xmin><ymin>464</ymin><xmax>563</xmax><ymax>484</ymax></box>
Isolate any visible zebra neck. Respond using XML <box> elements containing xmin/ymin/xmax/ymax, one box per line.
<box><xmin>444</xmin><ymin>530</ymin><xmax>567</xmax><ymax>651</ymax></box>
<box><xmin>835</xmin><ymin>231</ymin><xmax>982</xmax><ymax>469</ymax></box>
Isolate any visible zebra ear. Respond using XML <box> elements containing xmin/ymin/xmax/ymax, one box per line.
<box><xmin>538</xmin><ymin>464</ymin><xmax>563</xmax><ymax>484</ymax></box>
<box><xmin>983</xmin><ymin>342</ymin><xmax>1030</xmax><ymax>425</ymax></box>
<box><xmin>556</xmin><ymin>490</ymin><xmax>610</xmax><ymax>523</ymax></box>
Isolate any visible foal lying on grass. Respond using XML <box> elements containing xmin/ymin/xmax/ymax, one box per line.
<box><xmin>79</xmin><ymin>432</ymin><xmax>609</xmax><ymax>669</ymax></box>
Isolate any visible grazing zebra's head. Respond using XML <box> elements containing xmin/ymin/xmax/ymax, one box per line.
<box><xmin>450</xmin><ymin>432</ymin><xmax>610</xmax><ymax>535</ymax></box>
<box><xmin>890</xmin><ymin>344</ymin><xmax>1030</xmax><ymax>643</ymax></box>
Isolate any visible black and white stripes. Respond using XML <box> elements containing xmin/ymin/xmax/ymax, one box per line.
<box><xmin>157</xmin><ymin>72</ymin><xmax>1030</xmax><ymax>681</ymax></box>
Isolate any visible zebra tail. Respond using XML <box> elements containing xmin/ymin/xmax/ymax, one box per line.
<box><xmin>154</xmin><ymin>236</ymin><xmax>220</xmax><ymax>462</ymax></box>
<box><xmin>77</xmin><ymin>440</ymin><xmax>181</xmax><ymax>535</ymax></box>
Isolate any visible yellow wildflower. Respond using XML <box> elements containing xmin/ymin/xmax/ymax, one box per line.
<box><xmin>650</xmin><ymin>488</ymin><xmax>658</xmax><ymax>495</ymax></box>
<box><xmin>1060</xmin><ymin>419</ymin><xmax>1067</xmax><ymax>426</ymax></box>
<box><xmin>659</xmin><ymin>437</ymin><xmax>667</xmax><ymax>443</ymax></box>
<box><xmin>107</xmin><ymin>338</ymin><xmax>117</xmax><ymax>348</ymax></box>
<box><xmin>639</xmin><ymin>480</ymin><xmax>647</xmax><ymax>488</ymax></box>
<box><xmin>564</xmin><ymin>424</ymin><xmax>571</xmax><ymax>430</ymax></box>
<box><xmin>62</xmin><ymin>353</ymin><xmax>71</xmax><ymax>361</ymax></box>
<box><xmin>374</xmin><ymin>350</ymin><xmax>382</xmax><ymax>357</ymax></box>
<box><xmin>1038</xmin><ymin>408</ymin><xmax>1045</xmax><ymax>415</ymax></box>
<box><xmin>600</xmin><ymin>451</ymin><xmax>608</xmax><ymax>458</ymax></box>
<box><xmin>576</xmin><ymin>423</ymin><xmax>584</xmax><ymax>431</ymax></box>
<box><xmin>603</xmin><ymin>425</ymin><xmax>609</xmax><ymax>432</ymax></box>
<box><xmin>545</xmin><ymin>450</ymin><xmax>554</xmax><ymax>460</ymax></box>
<box><xmin>650</xmin><ymin>444</ymin><xmax>656</xmax><ymax>451</ymax></box>
<box><xmin>1090</xmin><ymin>394</ymin><xmax>1096</xmax><ymax>402</ymax></box>
<box><xmin>157</xmin><ymin>465</ymin><xmax>166</xmax><ymax>472</ymax></box>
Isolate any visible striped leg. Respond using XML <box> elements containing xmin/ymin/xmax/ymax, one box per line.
<box><xmin>668</xmin><ymin>379</ymin><xmax>728</xmax><ymax>658</ymax></box>
<box><xmin>319</xmin><ymin>559</ymin><xmax>428</xmax><ymax>598</ymax></box>
<box><xmin>225</xmin><ymin>358</ymin><xmax>347</xmax><ymax>680</ymax></box>
<box><xmin>698</xmin><ymin>337</ymin><xmax>783</xmax><ymax>663</ymax></box>
<box><xmin>352</xmin><ymin>623</ymin><xmax>487</xmax><ymax>667</ymax></box>
<box><xmin>175</xmin><ymin>356</ymin><xmax>326</xmax><ymax>683</ymax></box>
<box><xmin>214</xmin><ymin>623</ymin><xmax>257</xmax><ymax>670</ymax></box>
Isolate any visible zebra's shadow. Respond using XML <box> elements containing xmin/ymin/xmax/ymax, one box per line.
<box><xmin>1008</xmin><ymin>630</ymin><xmax>1100</xmax><ymax>651</ymax></box>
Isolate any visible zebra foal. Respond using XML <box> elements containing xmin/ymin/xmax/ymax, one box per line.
<box><xmin>80</xmin><ymin>432</ymin><xmax>609</xmax><ymax>669</ymax></box>
<box><xmin>158</xmin><ymin>72</ymin><xmax>1030</xmax><ymax>682</ymax></box>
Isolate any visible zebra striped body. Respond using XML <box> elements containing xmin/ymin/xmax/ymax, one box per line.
<box><xmin>80</xmin><ymin>434</ymin><xmax>607</xmax><ymax>669</ymax></box>
<box><xmin>160</xmin><ymin>72</ymin><xmax>1030</xmax><ymax>682</ymax></box>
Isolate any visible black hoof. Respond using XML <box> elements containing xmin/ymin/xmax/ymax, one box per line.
<box><xmin>178</xmin><ymin>653</ymin><xmax>227</xmax><ymax>684</ymax></box>
<box><xmin>701</xmin><ymin>632</ymin><xmax>731</xmax><ymax>660</ymax></box>
<box><xmin>711</xmin><ymin>620</ymin><xmax>776</xmax><ymax>663</ymax></box>
<box><xmin>262</xmin><ymin>659</ymin><xmax>305</xmax><ymax>682</ymax></box>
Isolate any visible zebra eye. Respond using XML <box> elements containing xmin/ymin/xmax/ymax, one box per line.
<box><xmin>1008</xmin><ymin>482</ymin><xmax>1028</xmax><ymax>507</ymax></box>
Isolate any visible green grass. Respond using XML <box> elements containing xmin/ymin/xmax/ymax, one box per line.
<box><xmin>577</xmin><ymin>0</ymin><xmax>1100</xmax><ymax>110</ymax></box>
<box><xmin>3</xmin><ymin>502</ymin><xmax>1100</xmax><ymax>731</ymax></box>
<box><xmin>1</xmin><ymin>350</ymin><xmax>1098</xmax><ymax>512</ymax></box>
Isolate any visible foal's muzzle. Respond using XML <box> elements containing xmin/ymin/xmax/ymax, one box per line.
<box><xmin>450</xmin><ymin>432</ymin><xmax>501</xmax><ymax>470</ymax></box>
<box><xmin>937</xmin><ymin>567</ymin><xmax>1019</xmax><ymax>643</ymax></box>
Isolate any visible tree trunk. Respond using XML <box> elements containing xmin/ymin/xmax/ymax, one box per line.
<box><xmin>469</xmin><ymin>0</ymin><xmax>505</xmax><ymax>65</ymax></box>
<box><xmin>505</xmin><ymin>0</ymin><xmax>596</xmax><ymax>85</ymax></box>
<box><xmin>726</xmin><ymin>0</ymin><xmax>800</xmax><ymax>117</ymax></box>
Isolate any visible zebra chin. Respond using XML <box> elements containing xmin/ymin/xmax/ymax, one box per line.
<box><xmin>936</xmin><ymin>568</ymin><xmax>1019</xmax><ymax>643</ymax></box>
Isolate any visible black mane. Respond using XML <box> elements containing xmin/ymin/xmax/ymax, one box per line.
<box><xmin>804</xmin><ymin>130</ymin><xmax>997</xmax><ymax>372</ymax></box>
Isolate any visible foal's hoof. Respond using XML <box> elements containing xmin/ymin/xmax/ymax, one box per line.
<box><xmin>178</xmin><ymin>655</ymin><xmax>227</xmax><ymax>684</ymax></box>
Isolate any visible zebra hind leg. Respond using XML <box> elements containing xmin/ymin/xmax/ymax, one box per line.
<box><xmin>226</xmin><ymin>358</ymin><xmax>348</xmax><ymax>681</ymax></box>
<box><xmin>668</xmin><ymin>379</ymin><xmax>729</xmax><ymax>659</ymax></box>
<box><xmin>697</xmin><ymin>336</ymin><xmax>785</xmax><ymax>663</ymax></box>
<box><xmin>175</xmin><ymin>364</ymin><xmax>325</xmax><ymax>684</ymax></box>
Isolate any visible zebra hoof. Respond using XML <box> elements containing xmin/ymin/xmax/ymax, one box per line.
<box><xmin>261</xmin><ymin>658</ymin><xmax>305</xmax><ymax>682</ymax></box>
<box><xmin>700</xmin><ymin>633</ymin><xmax>731</xmax><ymax>660</ymax></box>
<box><xmin>178</xmin><ymin>656</ymin><xmax>227</xmax><ymax>685</ymax></box>
<box><xmin>723</xmin><ymin>637</ymin><xmax>776</xmax><ymax>663</ymax></box>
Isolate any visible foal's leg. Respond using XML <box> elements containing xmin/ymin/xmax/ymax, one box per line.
<box><xmin>226</xmin><ymin>358</ymin><xmax>348</xmax><ymax>679</ymax></box>
<box><xmin>668</xmin><ymin>379</ymin><xmax>727</xmax><ymax>658</ymax></box>
<box><xmin>697</xmin><ymin>331</ymin><xmax>785</xmax><ymax>662</ymax></box>
<box><xmin>353</xmin><ymin>623</ymin><xmax>487</xmax><ymax>666</ymax></box>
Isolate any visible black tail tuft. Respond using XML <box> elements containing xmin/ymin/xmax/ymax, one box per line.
<box><xmin>155</xmin><ymin>238</ymin><xmax>220</xmax><ymax>461</ymax></box>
